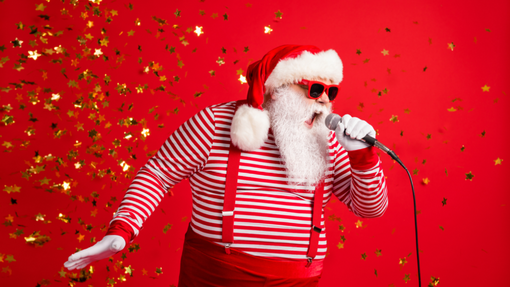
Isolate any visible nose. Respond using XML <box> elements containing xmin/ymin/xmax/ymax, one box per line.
<box><xmin>316</xmin><ymin>90</ymin><xmax>330</xmax><ymax>104</ymax></box>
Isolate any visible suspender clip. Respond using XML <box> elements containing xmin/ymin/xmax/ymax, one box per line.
<box><xmin>225</xmin><ymin>243</ymin><xmax>231</xmax><ymax>254</ymax></box>
<box><xmin>305</xmin><ymin>257</ymin><xmax>313</xmax><ymax>268</ymax></box>
<box><xmin>312</xmin><ymin>225</ymin><xmax>322</xmax><ymax>233</ymax></box>
<box><xmin>222</xmin><ymin>211</ymin><xmax>234</xmax><ymax>217</ymax></box>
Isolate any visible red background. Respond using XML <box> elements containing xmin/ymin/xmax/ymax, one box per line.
<box><xmin>1</xmin><ymin>0</ymin><xmax>509</xmax><ymax>286</ymax></box>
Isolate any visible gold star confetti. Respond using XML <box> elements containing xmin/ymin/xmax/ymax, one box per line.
<box><xmin>28</xmin><ymin>50</ymin><xmax>41</xmax><ymax>60</ymax></box>
<box><xmin>5</xmin><ymin>255</ymin><xmax>16</xmax><ymax>263</ymax></box>
<box><xmin>275</xmin><ymin>10</ymin><xmax>283</xmax><ymax>19</ymax></box>
<box><xmin>216</xmin><ymin>57</ymin><xmax>225</xmax><ymax>66</ymax></box>
<box><xmin>442</xmin><ymin>198</ymin><xmax>447</xmax><ymax>206</ymax></box>
<box><xmin>35</xmin><ymin>3</ymin><xmax>46</xmax><ymax>11</ymax></box>
<box><xmin>381</xmin><ymin>49</ymin><xmax>389</xmax><ymax>56</ymax></box>
<box><xmin>399</xmin><ymin>257</ymin><xmax>408</xmax><ymax>268</ymax></box>
<box><xmin>429</xmin><ymin>276</ymin><xmax>440</xmax><ymax>286</ymax></box>
<box><xmin>422</xmin><ymin>178</ymin><xmax>430</xmax><ymax>185</ymax></box>
<box><xmin>448</xmin><ymin>42</ymin><xmax>455</xmax><ymax>51</ymax></box>
<box><xmin>403</xmin><ymin>274</ymin><xmax>411</xmax><ymax>283</ymax></box>
<box><xmin>264</xmin><ymin>25</ymin><xmax>273</xmax><ymax>34</ymax></box>
<box><xmin>355</xmin><ymin>220</ymin><xmax>363</xmax><ymax>228</ymax></box>
<box><xmin>3</xmin><ymin>185</ymin><xmax>21</xmax><ymax>194</ymax></box>
<box><xmin>238</xmin><ymin>75</ymin><xmax>247</xmax><ymax>84</ymax></box>
<box><xmin>447</xmin><ymin>107</ymin><xmax>457</xmax><ymax>112</ymax></box>
<box><xmin>361</xmin><ymin>253</ymin><xmax>367</xmax><ymax>260</ymax></box>
<box><xmin>481</xmin><ymin>85</ymin><xmax>490</xmax><ymax>92</ymax></box>
<box><xmin>11</xmin><ymin>38</ymin><xmax>23</xmax><ymax>48</ymax></box>
<box><xmin>337</xmin><ymin>241</ymin><xmax>344</xmax><ymax>249</ymax></box>
<box><xmin>465</xmin><ymin>171</ymin><xmax>474</xmax><ymax>181</ymax></box>
<box><xmin>494</xmin><ymin>158</ymin><xmax>503</xmax><ymax>165</ymax></box>
<box><xmin>375</xmin><ymin>249</ymin><xmax>382</xmax><ymax>257</ymax></box>
<box><xmin>389</xmin><ymin>115</ymin><xmax>399</xmax><ymax>123</ymax></box>
<box><xmin>94</xmin><ymin>49</ymin><xmax>103</xmax><ymax>56</ymax></box>
<box><xmin>194</xmin><ymin>26</ymin><xmax>204</xmax><ymax>36</ymax></box>
<box><xmin>155</xmin><ymin>267</ymin><xmax>163</xmax><ymax>275</ymax></box>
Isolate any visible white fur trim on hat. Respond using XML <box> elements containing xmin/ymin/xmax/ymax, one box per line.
<box><xmin>231</xmin><ymin>104</ymin><xmax>270</xmax><ymax>151</ymax></box>
<box><xmin>264</xmin><ymin>49</ymin><xmax>343</xmax><ymax>93</ymax></box>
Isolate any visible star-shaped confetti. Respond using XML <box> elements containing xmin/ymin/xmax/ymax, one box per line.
<box><xmin>389</xmin><ymin>115</ymin><xmax>399</xmax><ymax>123</ymax></box>
<box><xmin>381</xmin><ymin>49</ymin><xmax>389</xmax><ymax>56</ymax></box>
<box><xmin>35</xmin><ymin>3</ymin><xmax>47</xmax><ymax>11</ymax></box>
<box><xmin>11</xmin><ymin>38</ymin><xmax>23</xmax><ymax>48</ymax></box>
<box><xmin>465</xmin><ymin>171</ymin><xmax>474</xmax><ymax>181</ymax></box>
<box><xmin>448</xmin><ymin>42</ymin><xmax>455</xmax><ymax>51</ymax></box>
<box><xmin>494</xmin><ymin>158</ymin><xmax>503</xmax><ymax>165</ymax></box>
<box><xmin>194</xmin><ymin>26</ymin><xmax>203</xmax><ymax>36</ymax></box>
<box><xmin>216</xmin><ymin>57</ymin><xmax>225</xmax><ymax>66</ymax></box>
<box><xmin>275</xmin><ymin>10</ymin><xmax>283</xmax><ymax>19</ymax></box>
<box><xmin>481</xmin><ymin>85</ymin><xmax>490</xmax><ymax>92</ymax></box>
<box><xmin>429</xmin><ymin>276</ymin><xmax>440</xmax><ymax>286</ymax></box>
<box><xmin>422</xmin><ymin>178</ymin><xmax>430</xmax><ymax>185</ymax></box>
<box><xmin>442</xmin><ymin>198</ymin><xmax>447</xmax><ymax>206</ymax></box>
<box><xmin>264</xmin><ymin>25</ymin><xmax>273</xmax><ymax>34</ymax></box>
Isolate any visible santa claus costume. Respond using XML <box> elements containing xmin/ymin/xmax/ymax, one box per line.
<box><xmin>105</xmin><ymin>45</ymin><xmax>389</xmax><ymax>286</ymax></box>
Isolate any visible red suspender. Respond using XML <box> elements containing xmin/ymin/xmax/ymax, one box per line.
<box><xmin>222</xmin><ymin>100</ymin><xmax>324</xmax><ymax>266</ymax></box>
<box><xmin>306</xmin><ymin>181</ymin><xmax>324</xmax><ymax>267</ymax></box>
<box><xmin>222</xmin><ymin>100</ymin><xmax>245</xmax><ymax>254</ymax></box>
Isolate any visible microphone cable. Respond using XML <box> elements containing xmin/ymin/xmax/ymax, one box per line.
<box><xmin>325</xmin><ymin>114</ymin><xmax>421</xmax><ymax>286</ymax></box>
<box><xmin>387</xmin><ymin>151</ymin><xmax>421</xmax><ymax>287</ymax></box>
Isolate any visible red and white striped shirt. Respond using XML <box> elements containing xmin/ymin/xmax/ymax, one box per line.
<box><xmin>106</xmin><ymin>101</ymin><xmax>388</xmax><ymax>260</ymax></box>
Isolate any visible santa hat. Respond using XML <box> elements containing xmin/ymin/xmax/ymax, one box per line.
<box><xmin>231</xmin><ymin>44</ymin><xmax>344</xmax><ymax>151</ymax></box>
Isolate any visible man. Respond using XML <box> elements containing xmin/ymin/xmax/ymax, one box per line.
<box><xmin>64</xmin><ymin>45</ymin><xmax>388</xmax><ymax>286</ymax></box>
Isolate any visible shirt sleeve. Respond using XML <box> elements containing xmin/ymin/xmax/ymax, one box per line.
<box><xmin>105</xmin><ymin>107</ymin><xmax>216</xmax><ymax>244</ymax></box>
<box><xmin>330</xmin><ymin>132</ymin><xmax>389</xmax><ymax>218</ymax></box>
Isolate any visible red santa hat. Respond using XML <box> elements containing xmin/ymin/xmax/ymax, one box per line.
<box><xmin>231</xmin><ymin>44</ymin><xmax>344</xmax><ymax>151</ymax></box>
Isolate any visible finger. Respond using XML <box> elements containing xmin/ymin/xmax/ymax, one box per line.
<box><xmin>64</xmin><ymin>259</ymin><xmax>87</xmax><ymax>270</ymax></box>
<box><xmin>349</xmin><ymin>120</ymin><xmax>366</xmax><ymax>139</ymax></box>
<box><xmin>336</xmin><ymin>122</ymin><xmax>345</xmax><ymax>135</ymax></box>
<box><xmin>345</xmin><ymin>117</ymin><xmax>360</xmax><ymax>137</ymax></box>
<box><xmin>355</xmin><ymin>125</ymin><xmax>372</xmax><ymax>140</ymax></box>
<box><xmin>341</xmin><ymin>114</ymin><xmax>352</xmax><ymax>133</ymax></box>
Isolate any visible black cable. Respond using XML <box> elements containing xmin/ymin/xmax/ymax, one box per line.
<box><xmin>389</xmin><ymin>151</ymin><xmax>421</xmax><ymax>287</ymax></box>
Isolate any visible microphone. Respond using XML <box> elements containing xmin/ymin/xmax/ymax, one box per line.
<box><xmin>325</xmin><ymin>113</ymin><xmax>400</xmax><ymax>163</ymax></box>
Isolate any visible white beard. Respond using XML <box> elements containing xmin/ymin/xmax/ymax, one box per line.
<box><xmin>267</xmin><ymin>86</ymin><xmax>332</xmax><ymax>190</ymax></box>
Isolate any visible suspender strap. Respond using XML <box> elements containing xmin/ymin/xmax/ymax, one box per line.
<box><xmin>306</xmin><ymin>181</ymin><xmax>324</xmax><ymax>267</ymax></box>
<box><xmin>222</xmin><ymin>100</ymin><xmax>246</xmax><ymax>253</ymax></box>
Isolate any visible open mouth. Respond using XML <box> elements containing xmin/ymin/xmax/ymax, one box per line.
<box><xmin>304</xmin><ymin>112</ymin><xmax>321</xmax><ymax>128</ymax></box>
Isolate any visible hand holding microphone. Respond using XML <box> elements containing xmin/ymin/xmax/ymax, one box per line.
<box><xmin>328</xmin><ymin>114</ymin><xmax>376</xmax><ymax>151</ymax></box>
<box><xmin>325</xmin><ymin>113</ymin><xmax>400</xmax><ymax>162</ymax></box>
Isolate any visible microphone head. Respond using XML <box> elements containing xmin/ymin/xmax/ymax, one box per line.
<box><xmin>325</xmin><ymin>113</ymin><xmax>342</xmax><ymax>130</ymax></box>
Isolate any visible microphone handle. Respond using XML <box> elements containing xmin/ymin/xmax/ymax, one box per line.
<box><xmin>361</xmin><ymin>134</ymin><xmax>400</xmax><ymax>163</ymax></box>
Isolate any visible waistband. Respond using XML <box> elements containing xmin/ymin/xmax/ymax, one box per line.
<box><xmin>182</xmin><ymin>224</ymin><xmax>324</xmax><ymax>279</ymax></box>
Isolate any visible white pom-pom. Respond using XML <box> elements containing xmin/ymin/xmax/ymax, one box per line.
<box><xmin>231</xmin><ymin>104</ymin><xmax>270</xmax><ymax>151</ymax></box>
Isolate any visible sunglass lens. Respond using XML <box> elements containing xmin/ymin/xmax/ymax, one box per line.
<box><xmin>328</xmin><ymin>87</ymin><xmax>339</xmax><ymax>101</ymax></box>
<box><xmin>309</xmin><ymin>84</ymin><xmax>324</xmax><ymax>98</ymax></box>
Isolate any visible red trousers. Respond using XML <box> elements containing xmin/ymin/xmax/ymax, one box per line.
<box><xmin>178</xmin><ymin>226</ymin><xmax>324</xmax><ymax>287</ymax></box>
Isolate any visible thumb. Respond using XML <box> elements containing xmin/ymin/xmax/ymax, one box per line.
<box><xmin>336</xmin><ymin>122</ymin><xmax>345</xmax><ymax>135</ymax></box>
<box><xmin>110</xmin><ymin>237</ymin><xmax>126</xmax><ymax>252</ymax></box>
